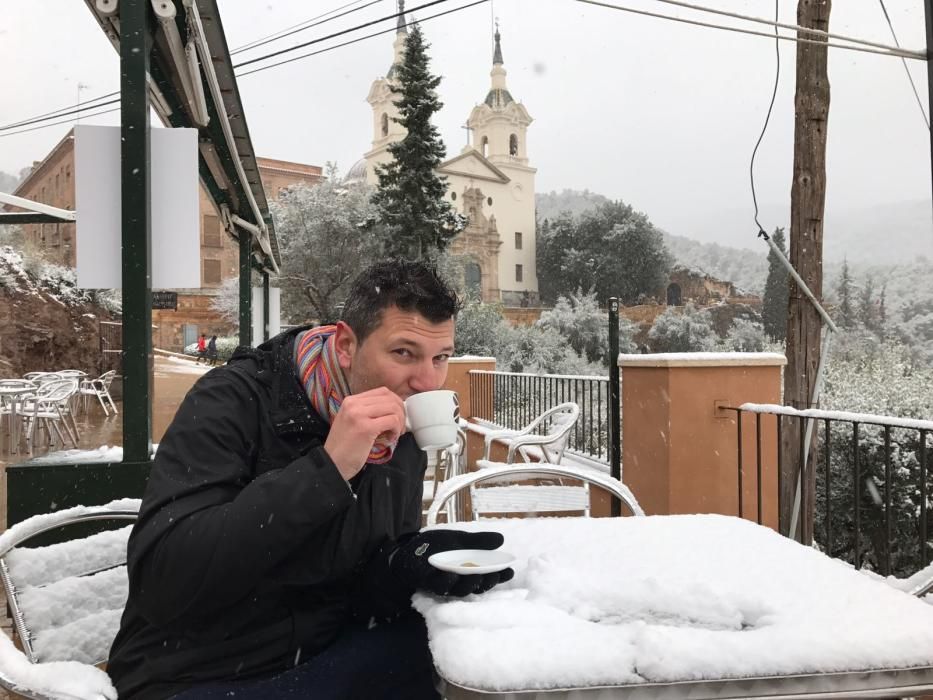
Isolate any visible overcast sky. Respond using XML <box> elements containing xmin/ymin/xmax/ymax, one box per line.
<box><xmin>1</xmin><ymin>0</ymin><xmax>931</xmax><ymax>249</ymax></box>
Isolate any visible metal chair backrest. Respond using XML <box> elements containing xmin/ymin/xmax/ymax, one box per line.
<box><xmin>33</xmin><ymin>379</ymin><xmax>78</xmax><ymax>404</ymax></box>
<box><xmin>0</xmin><ymin>504</ymin><xmax>139</xmax><ymax>699</ymax></box>
<box><xmin>55</xmin><ymin>370</ymin><xmax>87</xmax><ymax>379</ymax></box>
<box><xmin>23</xmin><ymin>373</ymin><xmax>62</xmax><ymax>385</ymax></box>
<box><xmin>426</xmin><ymin>463</ymin><xmax>645</xmax><ymax>525</ymax></box>
<box><xmin>98</xmin><ymin>369</ymin><xmax>117</xmax><ymax>388</ymax></box>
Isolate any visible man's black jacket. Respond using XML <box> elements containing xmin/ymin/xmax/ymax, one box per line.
<box><xmin>108</xmin><ymin>327</ymin><xmax>426</xmax><ymax>699</ymax></box>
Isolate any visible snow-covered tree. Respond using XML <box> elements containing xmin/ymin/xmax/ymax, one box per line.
<box><xmin>835</xmin><ymin>259</ymin><xmax>856</xmax><ymax>329</ymax></box>
<box><xmin>210</xmin><ymin>276</ymin><xmax>241</xmax><ymax>325</ymax></box>
<box><xmin>271</xmin><ymin>179</ymin><xmax>382</xmax><ymax>323</ymax></box>
<box><xmin>371</xmin><ymin>24</ymin><xmax>463</xmax><ymax>260</ymax></box>
<box><xmin>455</xmin><ymin>298</ymin><xmax>509</xmax><ymax>359</ymax></box>
<box><xmin>536</xmin><ymin>201</ymin><xmax>672</xmax><ymax>306</ymax></box>
<box><xmin>723</xmin><ymin>317</ymin><xmax>768</xmax><ymax>352</ymax></box>
<box><xmin>648</xmin><ymin>303</ymin><xmax>717</xmax><ymax>352</ymax></box>
<box><xmin>537</xmin><ymin>289</ymin><xmax>635</xmax><ymax>363</ymax></box>
<box><xmin>761</xmin><ymin>227</ymin><xmax>788</xmax><ymax>341</ymax></box>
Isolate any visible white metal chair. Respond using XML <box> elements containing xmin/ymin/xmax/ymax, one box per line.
<box><xmin>19</xmin><ymin>379</ymin><xmax>80</xmax><ymax>453</ymax></box>
<box><xmin>426</xmin><ymin>462</ymin><xmax>645</xmax><ymax>525</ymax></box>
<box><xmin>482</xmin><ymin>402</ymin><xmax>581</xmax><ymax>464</ymax></box>
<box><xmin>22</xmin><ymin>372</ymin><xmax>64</xmax><ymax>385</ymax></box>
<box><xmin>0</xmin><ymin>501</ymin><xmax>138</xmax><ymax>700</ymax></box>
<box><xmin>79</xmin><ymin>370</ymin><xmax>118</xmax><ymax>416</ymax></box>
<box><xmin>422</xmin><ymin>429</ymin><xmax>467</xmax><ymax>524</ymax></box>
<box><xmin>0</xmin><ymin>379</ymin><xmax>37</xmax><ymax>453</ymax></box>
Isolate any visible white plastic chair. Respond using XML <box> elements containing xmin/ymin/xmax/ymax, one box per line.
<box><xmin>482</xmin><ymin>402</ymin><xmax>581</xmax><ymax>464</ymax></box>
<box><xmin>0</xmin><ymin>502</ymin><xmax>138</xmax><ymax>700</ymax></box>
<box><xmin>79</xmin><ymin>370</ymin><xmax>118</xmax><ymax>416</ymax></box>
<box><xmin>422</xmin><ymin>429</ymin><xmax>467</xmax><ymax>524</ymax></box>
<box><xmin>427</xmin><ymin>462</ymin><xmax>644</xmax><ymax>525</ymax></box>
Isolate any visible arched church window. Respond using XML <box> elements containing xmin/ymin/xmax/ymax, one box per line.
<box><xmin>381</xmin><ymin>113</ymin><xmax>389</xmax><ymax>137</ymax></box>
<box><xmin>509</xmin><ymin>134</ymin><xmax>518</xmax><ymax>156</ymax></box>
<box><xmin>487</xmin><ymin>197</ymin><xmax>493</xmax><ymax>206</ymax></box>
<box><xmin>481</xmin><ymin>136</ymin><xmax>488</xmax><ymax>157</ymax></box>
<box><xmin>451</xmin><ymin>191</ymin><xmax>457</xmax><ymax>201</ymax></box>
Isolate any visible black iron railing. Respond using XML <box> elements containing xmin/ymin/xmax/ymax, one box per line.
<box><xmin>468</xmin><ymin>370</ymin><xmax>613</xmax><ymax>463</ymax></box>
<box><xmin>732</xmin><ymin>403</ymin><xmax>931</xmax><ymax>578</ymax></box>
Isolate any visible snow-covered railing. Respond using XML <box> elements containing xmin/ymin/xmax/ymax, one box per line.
<box><xmin>468</xmin><ymin>369</ymin><xmax>613</xmax><ymax>465</ymax></box>
<box><xmin>729</xmin><ymin>403</ymin><xmax>931</xmax><ymax>586</ymax></box>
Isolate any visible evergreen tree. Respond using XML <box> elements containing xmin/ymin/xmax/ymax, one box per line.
<box><xmin>371</xmin><ymin>24</ymin><xmax>463</xmax><ymax>260</ymax></box>
<box><xmin>836</xmin><ymin>259</ymin><xmax>856</xmax><ymax>329</ymax></box>
<box><xmin>858</xmin><ymin>274</ymin><xmax>877</xmax><ymax>331</ymax></box>
<box><xmin>761</xmin><ymin>227</ymin><xmax>789</xmax><ymax>341</ymax></box>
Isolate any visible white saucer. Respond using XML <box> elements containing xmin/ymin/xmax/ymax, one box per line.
<box><xmin>428</xmin><ymin>549</ymin><xmax>515</xmax><ymax>575</ymax></box>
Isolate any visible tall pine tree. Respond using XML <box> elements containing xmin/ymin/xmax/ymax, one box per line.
<box><xmin>761</xmin><ymin>227</ymin><xmax>789</xmax><ymax>341</ymax></box>
<box><xmin>372</xmin><ymin>24</ymin><xmax>463</xmax><ymax>260</ymax></box>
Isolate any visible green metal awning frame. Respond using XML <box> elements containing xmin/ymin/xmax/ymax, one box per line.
<box><xmin>7</xmin><ymin>0</ymin><xmax>279</xmax><ymax>524</ymax></box>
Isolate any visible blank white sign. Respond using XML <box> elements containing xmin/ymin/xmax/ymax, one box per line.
<box><xmin>251</xmin><ymin>286</ymin><xmax>281</xmax><ymax>347</ymax></box>
<box><xmin>75</xmin><ymin>125</ymin><xmax>200</xmax><ymax>289</ymax></box>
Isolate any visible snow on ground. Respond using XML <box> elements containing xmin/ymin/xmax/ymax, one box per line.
<box><xmin>415</xmin><ymin>515</ymin><xmax>933</xmax><ymax>692</ymax></box>
<box><xmin>162</xmin><ymin>355</ymin><xmax>211</xmax><ymax>375</ymax></box>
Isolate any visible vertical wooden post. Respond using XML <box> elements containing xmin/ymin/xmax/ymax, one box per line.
<box><xmin>782</xmin><ymin>0</ymin><xmax>832</xmax><ymax>540</ymax></box>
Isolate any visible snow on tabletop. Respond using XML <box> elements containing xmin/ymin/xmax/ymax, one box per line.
<box><xmin>739</xmin><ymin>403</ymin><xmax>933</xmax><ymax>432</ymax></box>
<box><xmin>414</xmin><ymin>515</ymin><xmax>933</xmax><ymax>692</ymax></box>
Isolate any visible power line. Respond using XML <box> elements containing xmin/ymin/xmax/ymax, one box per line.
<box><xmin>0</xmin><ymin>0</ymin><xmax>486</xmax><ymax>138</ymax></box>
<box><xmin>652</xmin><ymin>0</ymin><xmax>920</xmax><ymax>56</ymax></box>
<box><xmin>233</xmin><ymin>0</ymin><xmax>452</xmax><ymax>70</ymax></box>
<box><xmin>0</xmin><ymin>92</ymin><xmax>119</xmax><ymax>131</ymax></box>
<box><xmin>575</xmin><ymin>0</ymin><xmax>924</xmax><ymax>61</ymax></box>
<box><xmin>0</xmin><ymin>107</ymin><xmax>120</xmax><ymax>139</ymax></box>
<box><xmin>231</xmin><ymin>0</ymin><xmax>383</xmax><ymax>56</ymax></box>
<box><xmin>0</xmin><ymin>0</ymin><xmax>385</xmax><ymax>133</ymax></box>
<box><xmin>877</xmin><ymin>0</ymin><xmax>930</xmax><ymax>130</ymax></box>
<box><xmin>237</xmin><ymin>0</ymin><xmax>488</xmax><ymax>78</ymax></box>
<box><xmin>750</xmin><ymin>0</ymin><xmax>780</xmax><ymax>238</ymax></box>
<box><xmin>0</xmin><ymin>99</ymin><xmax>121</xmax><ymax>133</ymax></box>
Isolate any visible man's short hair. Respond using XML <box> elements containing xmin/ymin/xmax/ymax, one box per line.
<box><xmin>341</xmin><ymin>260</ymin><xmax>461</xmax><ymax>343</ymax></box>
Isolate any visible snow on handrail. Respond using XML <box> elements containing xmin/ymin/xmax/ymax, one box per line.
<box><xmin>737</xmin><ymin>403</ymin><xmax>933</xmax><ymax>432</ymax></box>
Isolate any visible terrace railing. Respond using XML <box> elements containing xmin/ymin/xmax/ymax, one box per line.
<box><xmin>731</xmin><ymin>403</ymin><xmax>931</xmax><ymax>579</ymax></box>
<box><xmin>468</xmin><ymin>370</ymin><xmax>613</xmax><ymax>464</ymax></box>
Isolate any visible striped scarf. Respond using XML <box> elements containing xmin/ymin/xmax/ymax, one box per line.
<box><xmin>294</xmin><ymin>325</ymin><xmax>395</xmax><ymax>465</ymax></box>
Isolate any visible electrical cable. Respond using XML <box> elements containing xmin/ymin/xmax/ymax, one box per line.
<box><xmin>237</xmin><ymin>0</ymin><xmax>488</xmax><ymax>78</ymax></box>
<box><xmin>0</xmin><ymin>99</ymin><xmax>121</xmax><ymax>133</ymax></box>
<box><xmin>0</xmin><ymin>92</ymin><xmax>119</xmax><ymax>131</ymax></box>
<box><xmin>877</xmin><ymin>0</ymin><xmax>930</xmax><ymax>130</ymax></box>
<box><xmin>750</xmin><ymin>0</ymin><xmax>780</xmax><ymax>239</ymax></box>
<box><xmin>233</xmin><ymin>0</ymin><xmax>452</xmax><ymax>69</ymax></box>
<box><xmin>575</xmin><ymin>0</ymin><xmax>924</xmax><ymax>61</ymax></box>
<box><xmin>230</xmin><ymin>0</ymin><xmax>383</xmax><ymax>55</ymax></box>
<box><xmin>0</xmin><ymin>107</ymin><xmax>121</xmax><ymax>139</ymax></box>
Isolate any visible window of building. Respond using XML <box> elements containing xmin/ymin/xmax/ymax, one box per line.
<box><xmin>509</xmin><ymin>134</ymin><xmax>519</xmax><ymax>156</ymax></box>
<box><xmin>451</xmin><ymin>191</ymin><xmax>457</xmax><ymax>201</ymax></box>
<box><xmin>487</xmin><ymin>196</ymin><xmax>493</xmax><ymax>206</ymax></box>
<box><xmin>204</xmin><ymin>259</ymin><xmax>222</xmax><ymax>285</ymax></box>
<box><xmin>481</xmin><ymin>136</ymin><xmax>489</xmax><ymax>157</ymax></box>
<box><xmin>203</xmin><ymin>214</ymin><xmax>222</xmax><ymax>247</ymax></box>
<box><xmin>515</xmin><ymin>264</ymin><xmax>523</xmax><ymax>282</ymax></box>
<box><xmin>381</xmin><ymin>112</ymin><xmax>389</xmax><ymax>137</ymax></box>
<box><xmin>514</xmin><ymin>232</ymin><xmax>522</xmax><ymax>250</ymax></box>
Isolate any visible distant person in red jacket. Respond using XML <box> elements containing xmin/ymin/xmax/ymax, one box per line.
<box><xmin>196</xmin><ymin>334</ymin><xmax>207</xmax><ymax>364</ymax></box>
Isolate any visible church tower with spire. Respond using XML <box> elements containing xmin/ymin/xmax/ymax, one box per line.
<box><xmin>361</xmin><ymin>1</ymin><xmax>409</xmax><ymax>183</ymax></box>
<box><xmin>355</xmin><ymin>19</ymin><xmax>539</xmax><ymax>308</ymax></box>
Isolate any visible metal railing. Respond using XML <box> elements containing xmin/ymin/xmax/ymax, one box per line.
<box><xmin>731</xmin><ymin>403</ymin><xmax>931</xmax><ymax>578</ymax></box>
<box><xmin>468</xmin><ymin>369</ymin><xmax>612</xmax><ymax>463</ymax></box>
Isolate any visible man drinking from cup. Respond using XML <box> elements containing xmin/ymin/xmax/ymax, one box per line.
<box><xmin>109</xmin><ymin>260</ymin><xmax>513</xmax><ymax>700</ymax></box>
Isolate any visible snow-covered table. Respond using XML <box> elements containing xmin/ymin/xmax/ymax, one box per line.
<box><xmin>416</xmin><ymin>515</ymin><xmax>933</xmax><ymax>699</ymax></box>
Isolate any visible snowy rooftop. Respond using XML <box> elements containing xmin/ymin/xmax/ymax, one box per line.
<box><xmin>416</xmin><ymin>515</ymin><xmax>933</xmax><ymax>693</ymax></box>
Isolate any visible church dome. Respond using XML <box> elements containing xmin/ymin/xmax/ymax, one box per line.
<box><xmin>484</xmin><ymin>88</ymin><xmax>514</xmax><ymax>109</ymax></box>
<box><xmin>344</xmin><ymin>158</ymin><xmax>368</xmax><ymax>184</ymax></box>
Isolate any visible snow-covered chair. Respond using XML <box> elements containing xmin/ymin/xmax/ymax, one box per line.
<box><xmin>79</xmin><ymin>370</ymin><xmax>118</xmax><ymax>417</ymax></box>
<box><xmin>422</xmin><ymin>429</ymin><xmax>468</xmax><ymax>524</ymax></box>
<box><xmin>482</xmin><ymin>402</ymin><xmax>580</xmax><ymax>464</ymax></box>
<box><xmin>0</xmin><ymin>501</ymin><xmax>139</xmax><ymax>700</ymax></box>
<box><xmin>426</xmin><ymin>462</ymin><xmax>645</xmax><ymax>525</ymax></box>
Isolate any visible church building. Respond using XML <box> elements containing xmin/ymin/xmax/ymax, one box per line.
<box><xmin>351</xmin><ymin>5</ymin><xmax>539</xmax><ymax>307</ymax></box>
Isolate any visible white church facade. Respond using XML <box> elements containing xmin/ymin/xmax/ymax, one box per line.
<box><xmin>352</xmin><ymin>7</ymin><xmax>539</xmax><ymax>307</ymax></box>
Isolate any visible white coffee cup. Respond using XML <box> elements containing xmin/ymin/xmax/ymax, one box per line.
<box><xmin>404</xmin><ymin>390</ymin><xmax>460</xmax><ymax>451</ymax></box>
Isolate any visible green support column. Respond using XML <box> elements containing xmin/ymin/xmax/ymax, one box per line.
<box><xmin>239</xmin><ymin>231</ymin><xmax>252</xmax><ymax>346</ymax></box>
<box><xmin>121</xmin><ymin>0</ymin><xmax>153</xmax><ymax>463</ymax></box>
<box><xmin>262</xmin><ymin>271</ymin><xmax>270</xmax><ymax>342</ymax></box>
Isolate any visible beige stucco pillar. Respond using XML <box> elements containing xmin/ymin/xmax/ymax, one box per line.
<box><xmin>442</xmin><ymin>357</ymin><xmax>500</xmax><ymax>470</ymax></box>
<box><xmin>620</xmin><ymin>353</ymin><xmax>786</xmax><ymax>530</ymax></box>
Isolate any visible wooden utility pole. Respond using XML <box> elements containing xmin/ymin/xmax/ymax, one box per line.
<box><xmin>781</xmin><ymin>0</ymin><xmax>832</xmax><ymax>540</ymax></box>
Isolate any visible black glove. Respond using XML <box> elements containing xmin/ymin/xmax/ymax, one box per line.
<box><xmin>352</xmin><ymin>530</ymin><xmax>514</xmax><ymax>621</ymax></box>
<box><xmin>389</xmin><ymin>529</ymin><xmax>514</xmax><ymax>598</ymax></box>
